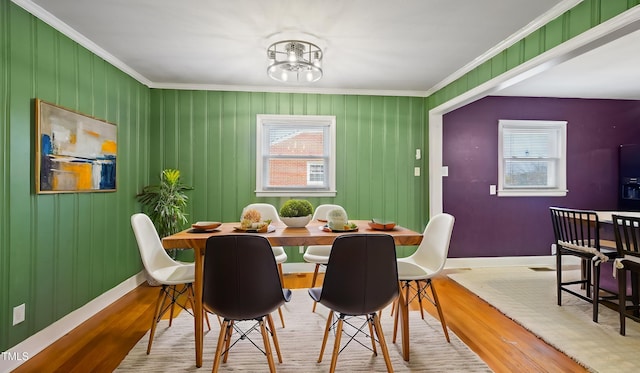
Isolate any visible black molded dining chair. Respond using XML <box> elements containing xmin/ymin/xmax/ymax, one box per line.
<box><xmin>308</xmin><ymin>234</ymin><xmax>398</xmax><ymax>373</ymax></box>
<box><xmin>203</xmin><ymin>235</ymin><xmax>292</xmax><ymax>373</ymax></box>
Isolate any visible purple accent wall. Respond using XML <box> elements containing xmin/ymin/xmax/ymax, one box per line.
<box><xmin>442</xmin><ymin>96</ymin><xmax>640</xmax><ymax>258</ymax></box>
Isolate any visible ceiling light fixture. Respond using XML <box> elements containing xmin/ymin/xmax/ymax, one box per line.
<box><xmin>267</xmin><ymin>40</ymin><xmax>323</xmax><ymax>83</ymax></box>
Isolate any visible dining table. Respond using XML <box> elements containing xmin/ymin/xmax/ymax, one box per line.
<box><xmin>162</xmin><ymin>219</ymin><xmax>423</xmax><ymax>366</ymax></box>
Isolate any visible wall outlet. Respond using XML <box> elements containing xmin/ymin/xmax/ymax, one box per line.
<box><xmin>414</xmin><ymin>167</ymin><xmax>420</xmax><ymax>176</ymax></box>
<box><xmin>490</xmin><ymin>185</ymin><xmax>496</xmax><ymax>195</ymax></box>
<box><xmin>13</xmin><ymin>303</ymin><xmax>25</xmax><ymax>325</ymax></box>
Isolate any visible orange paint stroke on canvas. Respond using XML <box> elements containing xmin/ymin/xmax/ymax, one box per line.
<box><xmin>101</xmin><ymin>140</ymin><xmax>117</xmax><ymax>154</ymax></box>
<box><xmin>84</xmin><ymin>129</ymin><xmax>101</xmax><ymax>138</ymax></box>
<box><xmin>53</xmin><ymin>162</ymin><xmax>93</xmax><ymax>190</ymax></box>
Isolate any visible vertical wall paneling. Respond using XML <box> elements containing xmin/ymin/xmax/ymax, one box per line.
<box><xmin>0</xmin><ymin>0</ymin><xmax>10</xmax><ymax>351</ymax></box>
<box><xmin>148</xmin><ymin>91</ymin><xmax>426</xmax><ymax>259</ymax></box>
<box><xmin>1</xmin><ymin>0</ymin><xmax>150</xmax><ymax>351</ymax></box>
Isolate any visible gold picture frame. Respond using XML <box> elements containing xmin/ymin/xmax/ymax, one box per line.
<box><xmin>35</xmin><ymin>99</ymin><xmax>117</xmax><ymax>194</ymax></box>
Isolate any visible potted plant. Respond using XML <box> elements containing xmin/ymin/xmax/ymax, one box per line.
<box><xmin>279</xmin><ymin>199</ymin><xmax>314</xmax><ymax>227</ymax></box>
<box><xmin>136</xmin><ymin>168</ymin><xmax>192</xmax><ymax>251</ymax></box>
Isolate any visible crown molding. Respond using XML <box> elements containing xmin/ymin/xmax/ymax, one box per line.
<box><xmin>11</xmin><ymin>0</ymin><xmax>152</xmax><ymax>86</ymax></box>
<box><xmin>424</xmin><ymin>0</ymin><xmax>584</xmax><ymax>97</ymax></box>
<box><xmin>12</xmin><ymin>0</ymin><xmax>582</xmax><ymax>98</ymax></box>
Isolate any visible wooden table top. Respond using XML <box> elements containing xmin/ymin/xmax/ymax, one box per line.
<box><xmin>162</xmin><ymin>219</ymin><xmax>423</xmax><ymax>250</ymax></box>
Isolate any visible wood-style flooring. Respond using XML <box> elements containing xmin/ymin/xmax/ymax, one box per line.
<box><xmin>13</xmin><ymin>271</ymin><xmax>586</xmax><ymax>373</ymax></box>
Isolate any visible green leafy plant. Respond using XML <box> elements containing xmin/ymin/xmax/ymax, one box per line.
<box><xmin>279</xmin><ymin>199</ymin><xmax>314</xmax><ymax>217</ymax></box>
<box><xmin>136</xmin><ymin>169</ymin><xmax>192</xmax><ymax>238</ymax></box>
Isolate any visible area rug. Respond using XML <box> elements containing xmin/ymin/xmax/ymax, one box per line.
<box><xmin>116</xmin><ymin>289</ymin><xmax>490</xmax><ymax>372</ymax></box>
<box><xmin>448</xmin><ymin>266</ymin><xmax>640</xmax><ymax>373</ymax></box>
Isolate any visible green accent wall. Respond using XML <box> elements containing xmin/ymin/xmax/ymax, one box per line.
<box><xmin>2</xmin><ymin>0</ymin><xmax>639</xmax><ymax>355</ymax></box>
<box><xmin>1</xmin><ymin>1</ymin><xmax>150</xmax><ymax>351</ymax></box>
<box><xmin>149</xmin><ymin>90</ymin><xmax>426</xmax><ymax>263</ymax></box>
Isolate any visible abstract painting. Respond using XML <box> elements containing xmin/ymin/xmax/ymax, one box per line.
<box><xmin>35</xmin><ymin>99</ymin><xmax>117</xmax><ymax>193</ymax></box>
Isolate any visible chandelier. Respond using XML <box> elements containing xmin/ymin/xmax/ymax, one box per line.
<box><xmin>267</xmin><ymin>40</ymin><xmax>323</xmax><ymax>83</ymax></box>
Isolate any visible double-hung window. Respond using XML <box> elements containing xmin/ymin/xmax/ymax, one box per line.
<box><xmin>256</xmin><ymin>114</ymin><xmax>336</xmax><ymax>197</ymax></box>
<box><xmin>498</xmin><ymin>119</ymin><xmax>567</xmax><ymax>197</ymax></box>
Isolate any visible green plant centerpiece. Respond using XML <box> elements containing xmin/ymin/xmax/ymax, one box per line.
<box><xmin>279</xmin><ymin>199</ymin><xmax>314</xmax><ymax>228</ymax></box>
<box><xmin>137</xmin><ymin>168</ymin><xmax>192</xmax><ymax>240</ymax></box>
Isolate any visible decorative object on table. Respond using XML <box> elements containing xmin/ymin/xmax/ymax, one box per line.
<box><xmin>136</xmin><ymin>169</ymin><xmax>192</xmax><ymax>261</ymax></box>
<box><xmin>369</xmin><ymin>219</ymin><xmax>396</xmax><ymax>231</ymax></box>
<box><xmin>35</xmin><ymin>99</ymin><xmax>117</xmax><ymax>193</ymax></box>
<box><xmin>191</xmin><ymin>221</ymin><xmax>222</xmax><ymax>232</ymax></box>
<box><xmin>326</xmin><ymin>208</ymin><xmax>350</xmax><ymax>231</ymax></box>
<box><xmin>322</xmin><ymin>222</ymin><xmax>358</xmax><ymax>232</ymax></box>
<box><xmin>279</xmin><ymin>199</ymin><xmax>314</xmax><ymax>227</ymax></box>
<box><xmin>239</xmin><ymin>208</ymin><xmax>272</xmax><ymax>232</ymax></box>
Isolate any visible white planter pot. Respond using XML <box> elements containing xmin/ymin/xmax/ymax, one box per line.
<box><xmin>281</xmin><ymin>215</ymin><xmax>312</xmax><ymax>228</ymax></box>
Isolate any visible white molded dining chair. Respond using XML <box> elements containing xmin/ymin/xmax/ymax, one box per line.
<box><xmin>241</xmin><ymin>203</ymin><xmax>288</xmax><ymax>327</ymax></box>
<box><xmin>130</xmin><ymin>213</ymin><xmax>211</xmax><ymax>354</ymax></box>
<box><xmin>392</xmin><ymin>213</ymin><xmax>455</xmax><ymax>343</ymax></box>
<box><xmin>302</xmin><ymin>204</ymin><xmax>347</xmax><ymax>312</ymax></box>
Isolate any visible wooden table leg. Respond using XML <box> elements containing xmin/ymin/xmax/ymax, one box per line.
<box><xmin>194</xmin><ymin>249</ymin><xmax>204</xmax><ymax>367</ymax></box>
<box><xmin>399</xmin><ymin>286</ymin><xmax>410</xmax><ymax>361</ymax></box>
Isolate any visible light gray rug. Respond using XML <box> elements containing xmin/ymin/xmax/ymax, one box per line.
<box><xmin>448</xmin><ymin>266</ymin><xmax>640</xmax><ymax>373</ymax></box>
<box><xmin>116</xmin><ymin>289</ymin><xmax>490</xmax><ymax>372</ymax></box>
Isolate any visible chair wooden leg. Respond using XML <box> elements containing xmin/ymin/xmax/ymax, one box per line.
<box><xmin>392</xmin><ymin>298</ymin><xmax>399</xmax><ymax>343</ymax></box>
<box><xmin>619</xmin><ymin>267</ymin><xmax>627</xmax><ymax>336</ymax></box>
<box><xmin>277</xmin><ymin>307</ymin><xmax>285</xmax><ymax>328</ymax></box>
<box><xmin>329</xmin><ymin>317</ymin><xmax>344</xmax><ymax>373</ymax></box>
<box><xmin>146</xmin><ymin>286</ymin><xmax>166</xmax><ymax>354</ymax></box>
<box><xmin>259</xmin><ymin>319</ymin><xmax>277</xmax><ymax>373</ymax></box>
<box><xmin>212</xmin><ymin>320</ymin><xmax>229</xmax><ymax>373</ymax></box>
<box><xmin>372</xmin><ymin>313</ymin><xmax>394</xmax><ymax>373</ymax></box>
<box><xmin>266</xmin><ymin>314</ymin><xmax>283</xmax><ymax>363</ymax></box>
<box><xmin>318</xmin><ymin>310</ymin><xmax>334</xmax><ymax>363</ymax></box>
<box><xmin>429</xmin><ymin>279</ymin><xmax>450</xmax><ymax>343</ymax></box>
<box><xmin>276</xmin><ymin>263</ymin><xmax>286</xmax><ymax>327</ymax></box>
<box><xmin>223</xmin><ymin>320</ymin><xmax>234</xmax><ymax>363</ymax></box>
<box><xmin>368</xmin><ymin>315</ymin><xmax>378</xmax><ymax>356</ymax></box>
<box><xmin>311</xmin><ymin>264</ymin><xmax>320</xmax><ymax>312</ymax></box>
<box><xmin>393</xmin><ymin>281</ymin><xmax>408</xmax><ymax>343</ymax></box>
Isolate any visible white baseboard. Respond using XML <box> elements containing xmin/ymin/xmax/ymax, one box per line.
<box><xmin>0</xmin><ymin>272</ymin><xmax>146</xmax><ymax>373</ymax></box>
<box><xmin>445</xmin><ymin>255</ymin><xmax>559</xmax><ymax>269</ymax></box>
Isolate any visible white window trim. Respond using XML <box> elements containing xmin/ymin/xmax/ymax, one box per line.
<box><xmin>256</xmin><ymin>114</ymin><xmax>336</xmax><ymax>197</ymax></box>
<box><xmin>497</xmin><ymin>119</ymin><xmax>568</xmax><ymax>197</ymax></box>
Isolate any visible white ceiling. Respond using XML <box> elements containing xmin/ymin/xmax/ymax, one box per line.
<box><xmin>13</xmin><ymin>0</ymin><xmax>640</xmax><ymax>99</ymax></box>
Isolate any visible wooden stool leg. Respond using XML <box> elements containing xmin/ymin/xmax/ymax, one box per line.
<box><xmin>260</xmin><ymin>319</ymin><xmax>277</xmax><ymax>373</ymax></box>
<box><xmin>373</xmin><ymin>313</ymin><xmax>394</xmax><ymax>373</ymax></box>
<box><xmin>318</xmin><ymin>310</ymin><xmax>334</xmax><ymax>363</ymax></box>
<box><xmin>311</xmin><ymin>264</ymin><xmax>320</xmax><ymax>312</ymax></box>
<box><xmin>212</xmin><ymin>320</ymin><xmax>229</xmax><ymax>373</ymax></box>
<box><xmin>266</xmin><ymin>314</ymin><xmax>283</xmax><ymax>363</ymax></box>
<box><xmin>429</xmin><ymin>280</ymin><xmax>450</xmax><ymax>343</ymax></box>
<box><xmin>329</xmin><ymin>318</ymin><xmax>344</xmax><ymax>373</ymax></box>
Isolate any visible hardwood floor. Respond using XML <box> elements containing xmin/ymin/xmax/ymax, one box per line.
<box><xmin>13</xmin><ymin>271</ymin><xmax>586</xmax><ymax>373</ymax></box>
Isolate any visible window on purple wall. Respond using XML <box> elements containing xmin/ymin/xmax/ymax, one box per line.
<box><xmin>498</xmin><ymin>119</ymin><xmax>568</xmax><ymax>197</ymax></box>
